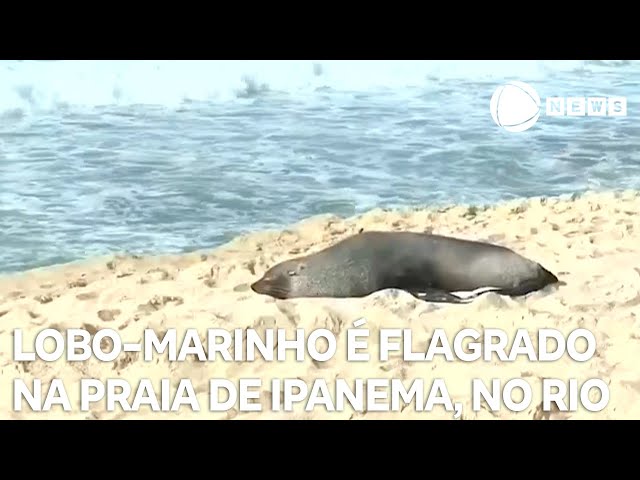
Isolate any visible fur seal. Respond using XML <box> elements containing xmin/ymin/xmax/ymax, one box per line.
<box><xmin>250</xmin><ymin>231</ymin><xmax>559</xmax><ymax>304</ymax></box>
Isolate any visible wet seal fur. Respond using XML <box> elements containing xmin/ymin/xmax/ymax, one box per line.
<box><xmin>251</xmin><ymin>231</ymin><xmax>560</xmax><ymax>304</ymax></box>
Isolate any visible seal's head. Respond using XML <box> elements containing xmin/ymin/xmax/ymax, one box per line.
<box><xmin>250</xmin><ymin>259</ymin><xmax>309</xmax><ymax>299</ymax></box>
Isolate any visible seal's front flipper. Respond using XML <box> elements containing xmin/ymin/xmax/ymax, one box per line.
<box><xmin>409</xmin><ymin>289</ymin><xmax>473</xmax><ymax>304</ymax></box>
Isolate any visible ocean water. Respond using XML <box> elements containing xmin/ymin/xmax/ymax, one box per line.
<box><xmin>1</xmin><ymin>60</ymin><xmax>638</xmax><ymax>274</ymax></box>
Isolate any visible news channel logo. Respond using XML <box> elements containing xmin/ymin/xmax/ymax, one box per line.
<box><xmin>490</xmin><ymin>81</ymin><xmax>628</xmax><ymax>133</ymax></box>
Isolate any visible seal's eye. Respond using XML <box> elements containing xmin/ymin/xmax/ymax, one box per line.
<box><xmin>287</xmin><ymin>270</ymin><xmax>297</xmax><ymax>276</ymax></box>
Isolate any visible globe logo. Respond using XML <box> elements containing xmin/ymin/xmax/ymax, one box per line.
<box><xmin>490</xmin><ymin>81</ymin><xmax>541</xmax><ymax>132</ymax></box>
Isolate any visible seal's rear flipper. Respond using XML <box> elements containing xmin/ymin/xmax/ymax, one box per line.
<box><xmin>496</xmin><ymin>278</ymin><xmax>560</xmax><ymax>297</ymax></box>
<box><xmin>409</xmin><ymin>289</ymin><xmax>474</xmax><ymax>304</ymax></box>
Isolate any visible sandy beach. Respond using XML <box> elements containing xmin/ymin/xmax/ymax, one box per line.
<box><xmin>2</xmin><ymin>189</ymin><xmax>639</xmax><ymax>420</ymax></box>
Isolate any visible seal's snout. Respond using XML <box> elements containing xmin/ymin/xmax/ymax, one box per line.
<box><xmin>250</xmin><ymin>279</ymin><xmax>263</xmax><ymax>294</ymax></box>
<box><xmin>250</xmin><ymin>277</ymin><xmax>269</xmax><ymax>295</ymax></box>
<box><xmin>250</xmin><ymin>274</ymin><xmax>291</xmax><ymax>299</ymax></box>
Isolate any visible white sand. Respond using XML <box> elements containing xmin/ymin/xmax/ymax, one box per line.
<box><xmin>1</xmin><ymin>190</ymin><xmax>639</xmax><ymax>420</ymax></box>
